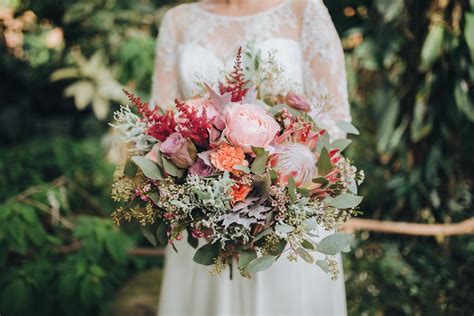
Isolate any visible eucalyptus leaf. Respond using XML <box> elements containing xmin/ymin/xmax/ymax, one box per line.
<box><xmin>131</xmin><ymin>156</ymin><xmax>163</xmax><ymax>180</ymax></box>
<box><xmin>336</xmin><ymin>121</ymin><xmax>360</xmax><ymax>135</ymax></box>
<box><xmin>162</xmin><ymin>157</ymin><xmax>184</xmax><ymax>178</ymax></box>
<box><xmin>156</xmin><ymin>222</ymin><xmax>168</xmax><ymax>246</ymax></box>
<box><xmin>254</xmin><ymin>228</ymin><xmax>272</xmax><ymax>242</ymax></box>
<box><xmin>123</xmin><ymin>160</ymin><xmax>137</xmax><ymax>178</ymax></box>
<box><xmin>317</xmin><ymin>233</ymin><xmax>354</xmax><ymax>255</ymax></box>
<box><xmin>140</xmin><ymin>225</ymin><xmax>157</xmax><ymax>247</ymax></box>
<box><xmin>239</xmin><ymin>250</ymin><xmax>258</xmax><ymax>269</ymax></box>
<box><xmin>301</xmin><ymin>239</ymin><xmax>316</xmax><ymax>250</ymax></box>
<box><xmin>187</xmin><ymin>231</ymin><xmax>199</xmax><ymax>249</ymax></box>
<box><xmin>234</xmin><ymin>165</ymin><xmax>251</xmax><ymax>174</ymax></box>
<box><xmin>329</xmin><ymin>193</ymin><xmax>363</xmax><ymax>209</ymax></box>
<box><xmin>245</xmin><ymin>256</ymin><xmax>276</xmax><ymax>273</ymax></box>
<box><xmin>193</xmin><ymin>243</ymin><xmax>219</xmax><ymax>266</ymax></box>
<box><xmin>316</xmin><ymin>260</ymin><xmax>330</xmax><ymax>273</ymax></box>
<box><xmin>331</xmin><ymin>139</ymin><xmax>352</xmax><ymax>152</ymax></box>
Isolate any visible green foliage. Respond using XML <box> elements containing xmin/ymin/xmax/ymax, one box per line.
<box><xmin>1</xmin><ymin>0</ymin><xmax>473</xmax><ymax>314</ymax></box>
<box><xmin>328</xmin><ymin>0</ymin><xmax>474</xmax><ymax>314</ymax></box>
<box><xmin>0</xmin><ymin>136</ymin><xmax>153</xmax><ymax>315</ymax></box>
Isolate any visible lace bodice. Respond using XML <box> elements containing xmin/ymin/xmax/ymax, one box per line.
<box><xmin>151</xmin><ymin>0</ymin><xmax>351</xmax><ymax>138</ymax></box>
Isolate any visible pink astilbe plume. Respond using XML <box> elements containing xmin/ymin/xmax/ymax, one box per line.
<box><xmin>175</xmin><ymin>99</ymin><xmax>212</xmax><ymax>147</ymax></box>
<box><xmin>123</xmin><ymin>89</ymin><xmax>176</xmax><ymax>142</ymax></box>
<box><xmin>219</xmin><ymin>47</ymin><xmax>248</xmax><ymax>102</ymax></box>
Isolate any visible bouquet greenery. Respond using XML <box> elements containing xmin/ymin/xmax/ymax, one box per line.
<box><xmin>110</xmin><ymin>48</ymin><xmax>364</xmax><ymax>279</ymax></box>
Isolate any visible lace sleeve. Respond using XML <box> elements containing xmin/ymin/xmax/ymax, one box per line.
<box><xmin>301</xmin><ymin>0</ymin><xmax>351</xmax><ymax>139</ymax></box>
<box><xmin>150</xmin><ymin>9</ymin><xmax>181</xmax><ymax>109</ymax></box>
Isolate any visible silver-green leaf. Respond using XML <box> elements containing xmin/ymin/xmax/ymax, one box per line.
<box><xmin>245</xmin><ymin>256</ymin><xmax>276</xmax><ymax>273</ymax></box>
<box><xmin>329</xmin><ymin>193</ymin><xmax>363</xmax><ymax>209</ymax></box>
<box><xmin>317</xmin><ymin>233</ymin><xmax>354</xmax><ymax>255</ymax></box>
<box><xmin>131</xmin><ymin>156</ymin><xmax>163</xmax><ymax>180</ymax></box>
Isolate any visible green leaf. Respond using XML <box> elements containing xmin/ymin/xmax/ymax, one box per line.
<box><xmin>239</xmin><ymin>250</ymin><xmax>258</xmax><ymax>269</ymax></box>
<box><xmin>312</xmin><ymin>176</ymin><xmax>330</xmax><ymax>188</ymax></box>
<box><xmin>156</xmin><ymin>222</ymin><xmax>169</xmax><ymax>246</ymax></box>
<box><xmin>329</xmin><ymin>193</ymin><xmax>363</xmax><ymax>209</ymax></box>
<box><xmin>317</xmin><ymin>233</ymin><xmax>354</xmax><ymax>255</ymax></box>
<box><xmin>131</xmin><ymin>156</ymin><xmax>163</xmax><ymax>180</ymax></box>
<box><xmin>317</xmin><ymin>147</ymin><xmax>333</xmax><ymax>176</ymax></box>
<box><xmin>64</xmin><ymin>80</ymin><xmax>94</xmax><ymax>110</ymax></box>
<box><xmin>454</xmin><ymin>80</ymin><xmax>474</xmax><ymax>122</ymax></box>
<box><xmin>140</xmin><ymin>225</ymin><xmax>157</xmax><ymax>247</ymax></box>
<box><xmin>162</xmin><ymin>157</ymin><xmax>184</xmax><ymax>178</ymax></box>
<box><xmin>245</xmin><ymin>256</ymin><xmax>276</xmax><ymax>273</ymax></box>
<box><xmin>269</xmin><ymin>169</ymin><xmax>278</xmax><ymax>181</ymax></box>
<box><xmin>254</xmin><ymin>228</ymin><xmax>272</xmax><ymax>242</ymax></box>
<box><xmin>123</xmin><ymin>159</ymin><xmax>137</xmax><ymax>178</ymax></box>
<box><xmin>275</xmin><ymin>223</ymin><xmax>294</xmax><ymax>235</ymax></box>
<box><xmin>193</xmin><ymin>243</ymin><xmax>219</xmax><ymax>266</ymax></box>
<box><xmin>1</xmin><ymin>279</ymin><xmax>30</xmax><ymax>314</ymax></box>
<box><xmin>148</xmin><ymin>192</ymin><xmax>160</xmax><ymax>205</ymax></box>
<box><xmin>296</xmin><ymin>187</ymin><xmax>311</xmax><ymax>197</ymax></box>
<box><xmin>420</xmin><ymin>25</ymin><xmax>445</xmax><ymax>70</ymax></box>
<box><xmin>331</xmin><ymin>139</ymin><xmax>352</xmax><ymax>152</ymax></box>
<box><xmin>251</xmin><ymin>148</ymin><xmax>269</xmax><ymax>175</ymax></box>
<box><xmin>287</xmin><ymin>176</ymin><xmax>297</xmax><ymax>202</ymax></box>
<box><xmin>234</xmin><ymin>165</ymin><xmax>251</xmax><ymax>174</ymax></box>
<box><xmin>301</xmin><ymin>239</ymin><xmax>316</xmax><ymax>250</ymax></box>
<box><xmin>375</xmin><ymin>0</ymin><xmax>404</xmax><ymax>22</ymax></box>
<box><xmin>187</xmin><ymin>231</ymin><xmax>199</xmax><ymax>249</ymax></box>
<box><xmin>105</xmin><ymin>233</ymin><xmax>127</xmax><ymax>263</ymax></box>
<box><xmin>336</xmin><ymin>121</ymin><xmax>360</xmax><ymax>135</ymax></box>
<box><xmin>316</xmin><ymin>260</ymin><xmax>330</xmax><ymax>273</ymax></box>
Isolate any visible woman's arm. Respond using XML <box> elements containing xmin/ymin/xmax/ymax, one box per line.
<box><xmin>301</xmin><ymin>0</ymin><xmax>351</xmax><ymax>139</ymax></box>
<box><xmin>150</xmin><ymin>9</ymin><xmax>181</xmax><ymax>109</ymax></box>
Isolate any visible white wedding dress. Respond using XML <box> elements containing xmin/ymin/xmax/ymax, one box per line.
<box><xmin>150</xmin><ymin>1</ymin><xmax>351</xmax><ymax>315</ymax></box>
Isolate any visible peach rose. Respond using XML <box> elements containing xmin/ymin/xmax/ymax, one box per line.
<box><xmin>223</xmin><ymin>103</ymin><xmax>280</xmax><ymax>153</ymax></box>
<box><xmin>210</xmin><ymin>143</ymin><xmax>248</xmax><ymax>174</ymax></box>
<box><xmin>231</xmin><ymin>183</ymin><xmax>252</xmax><ymax>203</ymax></box>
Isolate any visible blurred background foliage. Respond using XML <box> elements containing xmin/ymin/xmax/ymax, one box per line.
<box><xmin>0</xmin><ymin>0</ymin><xmax>473</xmax><ymax>315</ymax></box>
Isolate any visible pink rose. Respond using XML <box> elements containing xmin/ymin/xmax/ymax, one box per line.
<box><xmin>189</xmin><ymin>158</ymin><xmax>214</xmax><ymax>177</ymax></box>
<box><xmin>223</xmin><ymin>103</ymin><xmax>280</xmax><ymax>153</ymax></box>
<box><xmin>160</xmin><ymin>132</ymin><xmax>197</xmax><ymax>168</ymax></box>
<box><xmin>185</xmin><ymin>98</ymin><xmax>219</xmax><ymax>120</ymax></box>
<box><xmin>286</xmin><ymin>92</ymin><xmax>311</xmax><ymax>112</ymax></box>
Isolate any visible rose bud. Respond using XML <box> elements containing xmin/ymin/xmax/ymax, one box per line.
<box><xmin>160</xmin><ymin>132</ymin><xmax>197</xmax><ymax>168</ymax></box>
<box><xmin>285</xmin><ymin>92</ymin><xmax>311</xmax><ymax>112</ymax></box>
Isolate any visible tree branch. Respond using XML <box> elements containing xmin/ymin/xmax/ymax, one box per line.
<box><xmin>343</xmin><ymin>218</ymin><xmax>474</xmax><ymax>236</ymax></box>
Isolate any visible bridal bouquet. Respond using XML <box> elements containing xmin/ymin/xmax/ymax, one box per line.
<box><xmin>110</xmin><ymin>48</ymin><xmax>364</xmax><ymax>279</ymax></box>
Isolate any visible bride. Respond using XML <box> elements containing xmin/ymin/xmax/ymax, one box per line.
<box><xmin>150</xmin><ymin>0</ymin><xmax>351</xmax><ymax>315</ymax></box>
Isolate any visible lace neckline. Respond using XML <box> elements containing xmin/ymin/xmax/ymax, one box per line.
<box><xmin>193</xmin><ymin>0</ymin><xmax>292</xmax><ymax>20</ymax></box>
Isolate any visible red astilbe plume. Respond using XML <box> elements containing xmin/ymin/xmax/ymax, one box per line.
<box><xmin>146</xmin><ymin>110</ymin><xmax>177</xmax><ymax>142</ymax></box>
<box><xmin>123</xmin><ymin>89</ymin><xmax>176</xmax><ymax>141</ymax></box>
<box><xmin>123</xmin><ymin>89</ymin><xmax>155</xmax><ymax>120</ymax></box>
<box><xmin>219</xmin><ymin>47</ymin><xmax>248</xmax><ymax>102</ymax></box>
<box><xmin>175</xmin><ymin>99</ymin><xmax>211</xmax><ymax>148</ymax></box>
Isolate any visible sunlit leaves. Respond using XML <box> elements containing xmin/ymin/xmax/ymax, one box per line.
<box><xmin>420</xmin><ymin>25</ymin><xmax>445</xmax><ymax>70</ymax></box>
